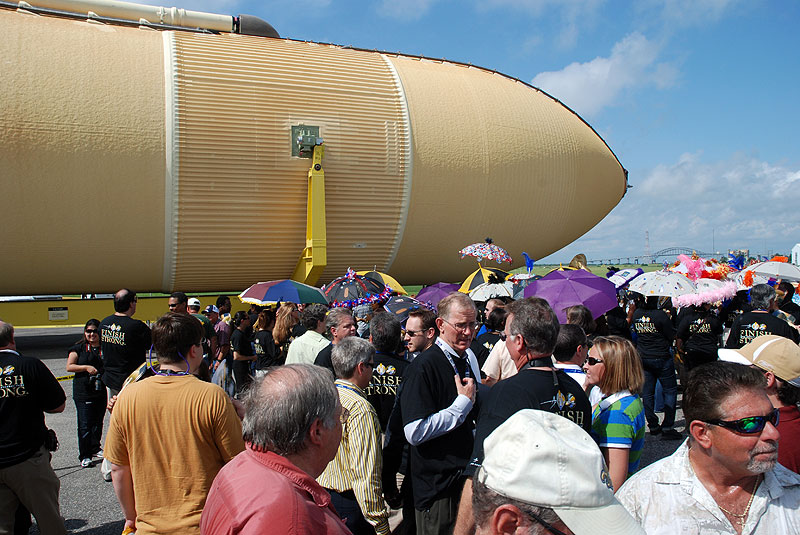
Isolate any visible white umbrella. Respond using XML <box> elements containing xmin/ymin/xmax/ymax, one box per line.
<box><xmin>608</xmin><ymin>268</ymin><xmax>644</xmax><ymax>289</ymax></box>
<box><xmin>747</xmin><ymin>261</ymin><xmax>800</xmax><ymax>282</ymax></box>
<box><xmin>627</xmin><ymin>270</ymin><xmax>696</xmax><ymax>298</ymax></box>
<box><xmin>469</xmin><ymin>281</ymin><xmax>514</xmax><ymax>302</ymax></box>
<box><xmin>727</xmin><ymin>269</ymin><xmax>769</xmax><ymax>290</ymax></box>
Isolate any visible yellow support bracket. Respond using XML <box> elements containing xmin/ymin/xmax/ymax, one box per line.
<box><xmin>291</xmin><ymin>144</ymin><xmax>327</xmax><ymax>285</ymax></box>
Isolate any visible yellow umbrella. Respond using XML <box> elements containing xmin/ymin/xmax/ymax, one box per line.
<box><xmin>458</xmin><ymin>267</ymin><xmax>510</xmax><ymax>293</ymax></box>
<box><xmin>356</xmin><ymin>270</ymin><xmax>407</xmax><ymax>294</ymax></box>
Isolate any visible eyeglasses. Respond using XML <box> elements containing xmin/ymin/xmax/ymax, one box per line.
<box><xmin>498</xmin><ymin>331</ymin><xmax>517</xmax><ymax>342</ymax></box>
<box><xmin>363</xmin><ymin>361</ymin><xmax>375</xmax><ymax>368</ymax></box>
<box><xmin>528</xmin><ymin>510</ymin><xmax>570</xmax><ymax>535</ymax></box>
<box><xmin>441</xmin><ymin>318</ymin><xmax>478</xmax><ymax>333</ymax></box>
<box><xmin>168</xmin><ymin>303</ymin><xmax>179</xmax><ymax>308</ymax></box>
<box><xmin>195</xmin><ymin>338</ymin><xmax>208</xmax><ymax>347</ymax></box>
<box><xmin>585</xmin><ymin>357</ymin><xmax>604</xmax><ymax>366</ymax></box>
<box><xmin>85</xmin><ymin>329</ymin><xmax>98</xmax><ymax>334</ymax></box>
<box><xmin>402</xmin><ymin>329</ymin><xmax>423</xmax><ymax>337</ymax></box>
<box><xmin>704</xmin><ymin>408</ymin><xmax>780</xmax><ymax>434</ymax></box>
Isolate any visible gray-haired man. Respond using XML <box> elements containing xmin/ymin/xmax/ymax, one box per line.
<box><xmin>726</xmin><ymin>284</ymin><xmax>799</xmax><ymax>348</ymax></box>
<box><xmin>201</xmin><ymin>364</ymin><xmax>350</xmax><ymax>534</ymax></box>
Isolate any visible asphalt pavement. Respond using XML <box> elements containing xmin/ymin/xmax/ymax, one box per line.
<box><xmin>14</xmin><ymin>328</ymin><xmax>686</xmax><ymax>534</ymax></box>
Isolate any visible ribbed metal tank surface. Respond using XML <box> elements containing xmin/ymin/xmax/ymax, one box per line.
<box><xmin>168</xmin><ymin>32</ymin><xmax>410</xmax><ymax>290</ymax></box>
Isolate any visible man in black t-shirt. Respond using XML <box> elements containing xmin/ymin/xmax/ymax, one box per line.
<box><xmin>0</xmin><ymin>320</ymin><xmax>67</xmax><ymax>534</ymax></box>
<box><xmin>400</xmin><ymin>293</ymin><xmax>479</xmax><ymax>535</ymax></box>
<box><xmin>676</xmin><ymin>304</ymin><xmax>723</xmax><ymax>371</ymax></box>
<box><xmin>100</xmin><ymin>289</ymin><xmax>151</xmax><ymax>395</ymax></box>
<box><xmin>726</xmin><ymin>284</ymin><xmax>799</xmax><ymax>348</ymax></box>
<box><xmin>365</xmin><ymin>311</ymin><xmax>408</xmax><ymax>431</ymax></box>
<box><xmin>453</xmin><ymin>297</ymin><xmax>591</xmax><ymax>534</ymax></box>
<box><xmin>631</xmin><ymin>296</ymin><xmax>679</xmax><ymax>439</ymax></box>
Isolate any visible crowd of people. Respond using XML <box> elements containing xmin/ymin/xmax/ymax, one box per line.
<box><xmin>1</xmin><ymin>273</ymin><xmax>800</xmax><ymax>535</ymax></box>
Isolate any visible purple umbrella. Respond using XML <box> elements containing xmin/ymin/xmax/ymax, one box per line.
<box><xmin>523</xmin><ymin>270</ymin><xmax>618</xmax><ymax>323</ymax></box>
<box><xmin>415</xmin><ymin>282</ymin><xmax>460</xmax><ymax>310</ymax></box>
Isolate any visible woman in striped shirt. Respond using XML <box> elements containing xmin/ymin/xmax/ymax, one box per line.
<box><xmin>583</xmin><ymin>335</ymin><xmax>646</xmax><ymax>492</ymax></box>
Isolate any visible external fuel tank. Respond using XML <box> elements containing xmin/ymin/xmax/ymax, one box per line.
<box><xmin>0</xmin><ymin>3</ymin><xmax>627</xmax><ymax>294</ymax></box>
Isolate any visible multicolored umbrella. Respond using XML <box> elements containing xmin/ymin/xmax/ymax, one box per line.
<box><xmin>322</xmin><ymin>269</ymin><xmax>392</xmax><ymax>308</ymax></box>
<box><xmin>523</xmin><ymin>269</ymin><xmax>618</xmax><ymax>323</ymax></box>
<box><xmin>459</xmin><ymin>238</ymin><xmax>512</xmax><ymax>265</ymax></box>
<box><xmin>356</xmin><ymin>270</ymin><xmax>407</xmax><ymax>294</ymax></box>
<box><xmin>458</xmin><ymin>267</ymin><xmax>510</xmax><ymax>293</ymax></box>
<box><xmin>627</xmin><ymin>270</ymin><xmax>697</xmax><ymax>299</ymax></box>
<box><xmin>415</xmin><ymin>282</ymin><xmax>460</xmax><ymax>310</ymax></box>
<box><xmin>239</xmin><ymin>279</ymin><xmax>328</xmax><ymax>305</ymax></box>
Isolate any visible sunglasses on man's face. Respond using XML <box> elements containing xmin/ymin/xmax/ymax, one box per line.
<box><xmin>704</xmin><ymin>408</ymin><xmax>780</xmax><ymax>434</ymax></box>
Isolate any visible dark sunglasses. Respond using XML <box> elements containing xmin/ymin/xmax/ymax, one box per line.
<box><xmin>704</xmin><ymin>408</ymin><xmax>780</xmax><ymax>434</ymax></box>
<box><xmin>85</xmin><ymin>329</ymin><xmax>98</xmax><ymax>334</ymax></box>
<box><xmin>585</xmin><ymin>357</ymin><xmax>604</xmax><ymax>366</ymax></box>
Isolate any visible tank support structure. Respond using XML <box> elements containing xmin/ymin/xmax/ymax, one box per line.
<box><xmin>291</xmin><ymin>143</ymin><xmax>328</xmax><ymax>286</ymax></box>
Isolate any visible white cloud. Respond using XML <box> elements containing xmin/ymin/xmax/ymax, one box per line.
<box><xmin>644</xmin><ymin>0</ymin><xmax>740</xmax><ymax>29</ymax></box>
<box><xmin>378</xmin><ymin>0</ymin><xmax>440</xmax><ymax>21</ymax></box>
<box><xmin>531</xmin><ymin>32</ymin><xmax>677</xmax><ymax>117</ymax></box>
<box><xmin>539</xmin><ymin>152</ymin><xmax>800</xmax><ymax>263</ymax></box>
<box><xmin>483</xmin><ymin>0</ymin><xmax>603</xmax><ymax>49</ymax></box>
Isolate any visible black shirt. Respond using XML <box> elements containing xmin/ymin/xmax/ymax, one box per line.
<box><xmin>0</xmin><ymin>350</ymin><xmax>66</xmax><ymax>468</ymax></box>
<box><xmin>676</xmin><ymin>311</ymin><xmax>723</xmax><ymax>355</ymax></box>
<box><xmin>68</xmin><ymin>342</ymin><xmax>106</xmax><ymax>402</ymax></box>
<box><xmin>231</xmin><ymin>329</ymin><xmax>254</xmax><ymax>357</ymax></box>
<box><xmin>365</xmin><ymin>352</ymin><xmax>409</xmax><ymax>431</ymax></box>
<box><xmin>465</xmin><ymin>367</ymin><xmax>591</xmax><ymax>477</ymax></box>
<box><xmin>473</xmin><ymin>332</ymin><xmax>501</xmax><ymax>369</ymax></box>
<box><xmin>253</xmin><ymin>330</ymin><xmax>279</xmax><ymax>369</ymax></box>
<box><xmin>726</xmin><ymin>311</ymin><xmax>800</xmax><ymax>348</ymax></box>
<box><xmin>632</xmin><ymin>308</ymin><xmax>675</xmax><ymax>357</ymax></box>
<box><xmin>400</xmin><ymin>344</ymin><xmax>477</xmax><ymax>510</ymax></box>
<box><xmin>100</xmin><ymin>314</ymin><xmax>151</xmax><ymax>391</ymax></box>
<box><xmin>313</xmin><ymin>344</ymin><xmax>335</xmax><ymax>376</ymax></box>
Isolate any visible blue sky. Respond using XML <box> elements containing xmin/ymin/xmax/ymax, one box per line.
<box><xmin>157</xmin><ymin>0</ymin><xmax>799</xmax><ymax>264</ymax></box>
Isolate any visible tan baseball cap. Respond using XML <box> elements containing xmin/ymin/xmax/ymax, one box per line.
<box><xmin>718</xmin><ymin>335</ymin><xmax>800</xmax><ymax>387</ymax></box>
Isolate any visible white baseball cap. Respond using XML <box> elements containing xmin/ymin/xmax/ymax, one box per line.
<box><xmin>477</xmin><ymin>409</ymin><xmax>645</xmax><ymax>535</ymax></box>
<box><xmin>187</xmin><ymin>297</ymin><xmax>202</xmax><ymax>308</ymax></box>
<box><xmin>718</xmin><ymin>335</ymin><xmax>800</xmax><ymax>387</ymax></box>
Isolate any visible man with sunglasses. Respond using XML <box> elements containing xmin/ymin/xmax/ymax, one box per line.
<box><xmin>719</xmin><ymin>335</ymin><xmax>800</xmax><ymax>474</ymax></box>
<box><xmin>618</xmin><ymin>361</ymin><xmax>800</xmax><ymax>534</ymax></box>
<box><xmin>318</xmin><ymin>337</ymin><xmax>390</xmax><ymax>535</ymax></box>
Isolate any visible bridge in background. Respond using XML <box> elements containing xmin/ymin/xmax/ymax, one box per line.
<box><xmin>587</xmin><ymin>247</ymin><xmax>722</xmax><ymax>266</ymax></box>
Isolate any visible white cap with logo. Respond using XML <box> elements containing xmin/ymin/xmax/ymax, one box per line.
<box><xmin>477</xmin><ymin>409</ymin><xmax>645</xmax><ymax>535</ymax></box>
<box><xmin>187</xmin><ymin>297</ymin><xmax>202</xmax><ymax>308</ymax></box>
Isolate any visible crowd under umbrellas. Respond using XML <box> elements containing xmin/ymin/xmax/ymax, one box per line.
<box><xmin>22</xmin><ymin>240</ymin><xmax>800</xmax><ymax>534</ymax></box>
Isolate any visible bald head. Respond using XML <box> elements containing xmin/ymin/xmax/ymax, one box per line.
<box><xmin>113</xmin><ymin>288</ymin><xmax>137</xmax><ymax>314</ymax></box>
<box><xmin>241</xmin><ymin>364</ymin><xmax>338</xmax><ymax>456</ymax></box>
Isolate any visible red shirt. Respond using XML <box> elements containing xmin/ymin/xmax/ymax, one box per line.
<box><xmin>200</xmin><ymin>447</ymin><xmax>351</xmax><ymax>535</ymax></box>
<box><xmin>778</xmin><ymin>405</ymin><xmax>800</xmax><ymax>474</ymax></box>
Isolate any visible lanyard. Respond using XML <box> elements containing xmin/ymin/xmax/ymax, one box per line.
<box><xmin>435</xmin><ymin>339</ymin><xmax>473</xmax><ymax>379</ymax></box>
<box><xmin>335</xmin><ymin>381</ymin><xmax>364</xmax><ymax>398</ymax></box>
